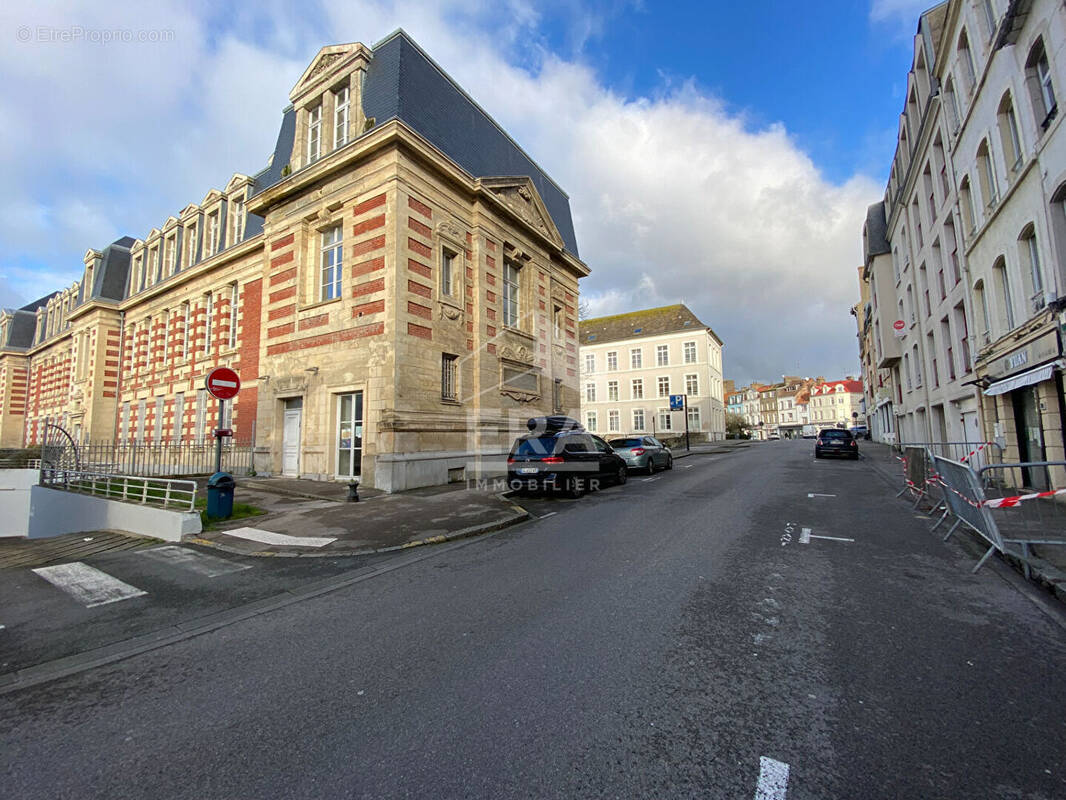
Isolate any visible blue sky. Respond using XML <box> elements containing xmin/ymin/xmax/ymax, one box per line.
<box><xmin>0</xmin><ymin>0</ymin><xmax>932</xmax><ymax>384</ymax></box>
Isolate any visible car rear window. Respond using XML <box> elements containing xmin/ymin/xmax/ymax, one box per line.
<box><xmin>512</xmin><ymin>436</ymin><xmax>559</xmax><ymax>456</ymax></box>
<box><xmin>820</xmin><ymin>430</ymin><xmax>851</xmax><ymax>440</ymax></box>
<box><xmin>609</xmin><ymin>439</ymin><xmax>642</xmax><ymax>448</ymax></box>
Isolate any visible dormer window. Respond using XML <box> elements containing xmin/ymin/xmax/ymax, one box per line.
<box><xmin>185</xmin><ymin>220</ymin><xmax>198</xmax><ymax>266</ymax></box>
<box><xmin>135</xmin><ymin>254</ymin><xmax>146</xmax><ymax>292</ymax></box>
<box><xmin>206</xmin><ymin>210</ymin><xmax>220</xmax><ymax>257</ymax></box>
<box><xmin>334</xmin><ymin>87</ymin><xmax>350</xmax><ymax>149</ymax></box>
<box><xmin>308</xmin><ymin>104</ymin><xmax>322</xmax><ymax>163</ymax></box>
<box><xmin>164</xmin><ymin>234</ymin><xmax>176</xmax><ymax>276</ymax></box>
<box><xmin>149</xmin><ymin>245</ymin><xmax>160</xmax><ymax>284</ymax></box>
<box><xmin>230</xmin><ymin>196</ymin><xmax>245</xmax><ymax>244</ymax></box>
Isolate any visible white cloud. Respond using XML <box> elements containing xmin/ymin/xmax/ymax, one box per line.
<box><xmin>0</xmin><ymin>0</ymin><xmax>879</xmax><ymax>383</ymax></box>
<box><xmin>869</xmin><ymin>0</ymin><xmax>931</xmax><ymax>29</ymax></box>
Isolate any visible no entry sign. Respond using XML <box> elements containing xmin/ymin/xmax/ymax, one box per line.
<box><xmin>205</xmin><ymin>367</ymin><xmax>241</xmax><ymax>400</ymax></box>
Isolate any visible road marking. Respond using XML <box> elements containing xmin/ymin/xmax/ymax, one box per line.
<box><xmin>538</xmin><ymin>511</ymin><xmax>557</xmax><ymax>520</ymax></box>
<box><xmin>32</xmin><ymin>562</ymin><xmax>147</xmax><ymax>608</ymax></box>
<box><xmin>755</xmin><ymin>756</ymin><xmax>790</xmax><ymax>799</ymax></box>
<box><xmin>800</xmin><ymin>527</ymin><xmax>854</xmax><ymax>544</ymax></box>
<box><xmin>682</xmin><ymin>464</ymin><xmax>694</xmax><ymax>469</ymax></box>
<box><xmin>807</xmin><ymin>493</ymin><xmax>836</xmax><ymax>498</ymax></box>
<box><xmin>223</xmin><ymin>527</ymin><xmax>337</xmax><ymax>548</ymax></box>
<box><xmin>641</xmin><ymin>477</ymin><xmax>661</xmax><ymax>482</ymax></box>
<box><xmin>138</xmin><ymin>546</ymin><xmax>251</xmax><ymax>577</ymax></box>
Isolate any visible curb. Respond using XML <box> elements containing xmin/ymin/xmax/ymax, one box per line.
<box><xmin>184</xmin><ymin>507</ymin><xmax>531</xmax><ymax>558</ymax></box>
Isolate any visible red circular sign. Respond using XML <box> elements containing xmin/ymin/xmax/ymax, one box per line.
<box><xmin>893</xmin><ymin>319</ymin><xmax>906</xmax><ymax>331</ymax></box>
<box><xmin>205</xmin><ymin>367</ymin><xmax>241</xmax><ymax>400</ymax></box>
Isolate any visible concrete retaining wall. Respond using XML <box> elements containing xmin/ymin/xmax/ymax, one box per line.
<box><xmin>0</xmin><ymin>470</ymin><xmax>201</xmax><ymax>541</ymax></box>
<box><xmin>0</xmin><ymin>469</ymin><xmax>38</xmax><ymax>538</ymax></box>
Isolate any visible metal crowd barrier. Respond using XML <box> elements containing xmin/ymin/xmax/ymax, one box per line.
<box><xmin>893</xmin><ymin>441</ymin><xmax>1003</xmax><ymax>517</ymax></box>
<box><xmin>930</xmin><ymin>456</ymin><xmax>1066</xmax><ymax>578</ymax></box>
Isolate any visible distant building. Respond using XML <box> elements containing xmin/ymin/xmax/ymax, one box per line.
<box><xmin>578</xmin><ymin>304</ymin><xmax>725</xmax><ymax>441</ymax></box>
<box><xmin>809</xmin><ymin>380</ymin><xmax>865</xmax><ymax>430</ymax></box>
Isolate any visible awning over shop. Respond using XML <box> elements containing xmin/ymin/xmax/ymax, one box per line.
<box><xmin>983</xmin><ymin>362</ymin><xmax>1058</xmax><ymax>396</ymax></box>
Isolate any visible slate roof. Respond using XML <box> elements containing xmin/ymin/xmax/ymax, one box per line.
<box><xmin>253</xmin><ymin>30</ymin><xmax>580</xmax><ymax>256</ymax></box>
<box><xmin>579</xmin><ymin>304</ymin><xmax>722</xmax><ymax>346</ymax></box>
<box><xmin>864</xmin><ymin>202</ymin><xmax>889</xmax><ymax>263</ymax></box>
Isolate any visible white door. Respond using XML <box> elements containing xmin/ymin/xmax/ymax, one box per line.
<box><xmin>282</xmin><ymin>403</ymin><xmax>302</xmax><ymax>476</ymax></box>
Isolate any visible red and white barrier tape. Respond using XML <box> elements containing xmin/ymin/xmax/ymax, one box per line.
<box><xmin>959</xmin><ymin>442</ymin><xmax>992</xmax><ymax>464</ymax></box>
<box><xmin>983</xmin><ymin>488</ymin><xmax>1066</xmax><ymax>508</ymax></box>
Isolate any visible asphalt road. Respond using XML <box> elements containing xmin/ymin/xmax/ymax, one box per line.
<box><xmin>3</xmin><ymin>440</ymin><xmax>1065</xmax><ymax>799</ymax></box>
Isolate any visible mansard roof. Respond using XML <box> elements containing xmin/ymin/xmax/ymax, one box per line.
<box><xmin>252</xmin><ymin>29</ymin><xmax>580</xmax><ymax>257</ymax></box>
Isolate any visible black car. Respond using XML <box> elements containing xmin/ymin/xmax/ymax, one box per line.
<box><xmin>507</xmin><ymin>417</ymin><xmax>628</xmax><ymax>497</ymax></box>
<box><xmin>814</xmin><ymin>428</ymin><xmax>858</xmax><ymax>459</ymax></box>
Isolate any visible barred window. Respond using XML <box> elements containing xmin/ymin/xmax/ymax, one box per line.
<box><xmin>441</xmin><ymin>353</ymin><xmax>458</xmax><ymax>401</ymax></box>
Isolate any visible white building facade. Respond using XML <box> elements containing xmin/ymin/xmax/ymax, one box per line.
<box><xmin>579</xmin><ymin>305</ymin><xmax>725</xmax><ymax>441</ymax></box>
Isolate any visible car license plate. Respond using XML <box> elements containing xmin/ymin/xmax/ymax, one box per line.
<box><xmin>518</xmin><ymin>467</ymin><xmax>538</xmax><ymax>474</ymax></box>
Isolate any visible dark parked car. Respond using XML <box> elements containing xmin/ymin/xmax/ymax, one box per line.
<box><xmin>507</xmin><ymin>417</ymin><xmax>628</xmax><ymax>497</ymax></box>
<box><xmin>814</xmin><ymin>428</ymin><xmax>858</xmax><ymax>459</ymax></box>
<box><xmin>608</xmin><ymin>436</ymin><xmax>673</xmax><ymax>474</ymax></box>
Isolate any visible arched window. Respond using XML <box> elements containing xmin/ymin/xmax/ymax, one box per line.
<box><xmin>992</xmin><ymin>255</ymin><xmax>1016</xmax><ymax>331</ymax></box>
<box><xmin>997</xmin><ymin>92</ymin><xmax>1024</xmax><ymax>173</ymax></box>
<box><xmin>980</xmin><ymin>0</ymin><xmax>998</xmax><ymax>41</ymax></box>
<box><xmin>974</xmin><ymin>279</ymin><xmax>991</xmax><ymax>344</ymax></box>
<box><xmin>959</xmin><ymin>176</ymin><xmax>977</xmax><ymax>234</ymax></box>
<box><xmin>1017</xmin><ymin>223</ymin><xmax>1045</xmax><ymax>305</ymax></box>
<box><xmin>976</xmin><ymin>139</ymin><xmax>999</xmax><ymax>209</ymax></box>
<box><xmin>1025</xmin><ymin>37</ymin><xmax>1057</xmax><ymax>129</ymax></box>
<box><xmin>958</xmin><ymin>30</ymin><xmax>977</xmax><ymax>97</ymax></box>
<box><xmin>945</xmin><ymin>76</ymin><xmax>962</xmax><ymax>132</ymax></box>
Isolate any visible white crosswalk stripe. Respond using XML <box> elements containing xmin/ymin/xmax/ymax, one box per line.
<box><xmin>223</xmin><ymin>527</ymin><xmax>336</xmax><ymax>548</ymax></box>
<box><xmin>32</xmin><ymin>562</ymin><xmax>147</xmax><ymax>608</ymax></box>
<box><xmin>137</xmin><ymin>545</ymin><xmax>251</xmax><ymax>577</ymax></box>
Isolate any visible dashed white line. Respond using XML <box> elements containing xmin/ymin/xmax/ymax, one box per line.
<box><xmin>807</xmin><ymin>493</ymin><xmax>836</xmax><ymax>498</ymax></box>
<box><xmin>538</xmin><ymin>511</ymin><xmax>557</xmax><ymax>520</ymax></box>
<box><xmin>641</xmin><ymin>477</ymin><xmax>661</xmax><ymax>483</ymax></box>
<box><xmin>799</xmin><ymin>527</ymin><xmax>854</xmax><ymax>544</ymax></box>
<box><xmin>682</xmin><ymin>464</ymin><xmax>694</xmax><ymax>469</ymax></box>
<box><xmin>32</xmin><ymin>562</ymin><xmax>147</xmax><ymax>608</ymax></box>
<box><xmin>138</xmin><ymin>545</ymin><xmax>251</xmax><ymax>577</ymax></box>
<box><xmin>755</xmin><ymin>756</ymin><xmax>790</xmax><ymax>799</ymax></box>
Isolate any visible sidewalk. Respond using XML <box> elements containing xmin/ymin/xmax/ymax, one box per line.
<box><xmin>864</xmin><ymin>440</ymin><xmax>1066</xmax><ymax>601</ymax></box>
<box><xmin>187</xmin><ymin>476</ymin><xmax>529</xmax><ymax>557</ymax></box>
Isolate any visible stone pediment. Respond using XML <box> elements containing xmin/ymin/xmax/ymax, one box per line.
<box><xmin>290</xmin><ymin>43</ymin><xmax>373</xmax><ymax>105</ymax></box>
<box><xmin>479</xmin><ymin>177</ymin><xmax>563</xmax><ymax>248</ymax></box>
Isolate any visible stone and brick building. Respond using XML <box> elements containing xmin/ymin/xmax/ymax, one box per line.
<box><xmin>0</xmin><ymin>31</ymin><xmax>590</xmax><ymax>490</ymax></box>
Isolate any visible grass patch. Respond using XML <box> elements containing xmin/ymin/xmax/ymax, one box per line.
<box><xmin>195</xmin><ymin>497</ymin><xmax>267</xmax><ymax>530</ymax></box>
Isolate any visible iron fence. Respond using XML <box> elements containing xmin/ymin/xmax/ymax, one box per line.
<box><xmin>40</xmin><ymin>437</ymin><xmax>255</xmax><ymax>478</ymax></box>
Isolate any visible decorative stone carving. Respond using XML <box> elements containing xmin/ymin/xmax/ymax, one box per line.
<box><xmin>308</xmin><ymin>52</ymin><xmax>344</xmax><ymax>81</ymax></box>
<box><xmin>499</xmin><ymin>345</ymin><xmax>533</xmax><ymax>363</ymax></box>
<box><xmin>438</xmin><ymin>303</ymin><xmax>462</xmax><ymax>321</ymax></box>
<box><xmin>498</xmin><ymin>188</ymin><xmax>550</xmax><ymax>239</ymax></box>
<box><xmin>500</xmin><ymin>389</ymin><xmax>538</xmax><ymax>403</ymax></box>
<box><xmin>437</xmin><ymin>220</ymin><xmax>465</xmax><ymax>243</ymax></box>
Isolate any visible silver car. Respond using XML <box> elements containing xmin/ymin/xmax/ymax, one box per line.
<box><xmin>608</xmin><ymin>436</ymin><xmax>673</xmax><ymax>475</ymax></box>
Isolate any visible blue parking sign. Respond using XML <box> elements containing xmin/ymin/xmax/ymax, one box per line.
<box><xmin>669</xmin><ymin>394</ymin><xmax>684</xmax><ymax>411</ymax></box>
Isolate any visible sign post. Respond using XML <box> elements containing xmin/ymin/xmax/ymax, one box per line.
<box><xmin>205</xmin><ymin>367</ymin><xmax>241</xmax><ymax>474</ymax></box>
<box><xmin>669</xmin><ymin>394</ymin><xmax>690</xmax><ymax>451</ymax></box>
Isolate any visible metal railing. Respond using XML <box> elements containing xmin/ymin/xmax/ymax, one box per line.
<box><xmin>40</xmin><ymin>437</ymin><xmax>254</xmax><ymax>478</ymax></box>
<box><xmin>889</xmin><ymin>441</ymin><xmax>1003</xmax><ymax>512</ymax></box>
<box><xmin>39</xmin><ymin>467</ymin><xmax>197</xmax><ymax>512</ymax></box>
